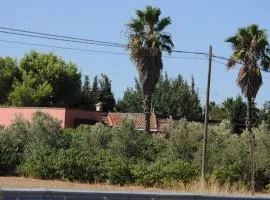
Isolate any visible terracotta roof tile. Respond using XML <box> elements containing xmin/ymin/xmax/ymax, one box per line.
<box><xmin>105</xmin><ymin>113</ymin><xmax>157</xmax><ymax>131</ymax></box>
<box><xmin>101</xmin><ymin>116</ymin><xmax>110</xmax><ymax>126</ymax></box>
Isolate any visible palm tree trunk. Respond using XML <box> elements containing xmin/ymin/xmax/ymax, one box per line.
<box><xmin>143</xmin><ymin>94</ymin><xmax>151</xmax><ymax>132</ymax></box>
<box><xmin>247</xmin><ymin>96</ymin><xmax>255</xmax><ymax>194</ymax></box>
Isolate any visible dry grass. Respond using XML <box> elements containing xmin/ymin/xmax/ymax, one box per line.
<box><xmin>0</xmin><ymin>176</ymin><xmax>265</xmax><ymax>196</ymax></box>
<box><xmin>167</xmin><ymin>178</ymin><xmax>250</xmax><ymax>195</ymax></box>
<box><xmin>0</xmin><ymin>176</ymin><xmax>166</xmax><ymax>192</ymax></box>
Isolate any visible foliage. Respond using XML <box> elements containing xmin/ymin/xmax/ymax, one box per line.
<box><xmin>259</xmin><ymin>101</ymin><xmax>270</xmax><ymax>129</ymax></box>
<box><xmin>91</xmin><ymin>75</ymin><xmax>100</xmax><ymax>105</ymax></box>
<box><xmin>70</xmin><ymin>123</ymin><xmax>112</xmax><ymax>154</ymax></box>
<box><xmin>8</xmin><ymin>72</ymin><xmax>53</xmax><ymax>106</ymax></box>
<box><xmin>0</xmin><ymin>50</ymin><xmax>116</xmax><ymax>110</ymax></box>
<box><xmin>79</xmin><ymin>75</ymin><xmax>93</xmax><ymax>109</ymax></box>
<box><xmin>116</xmin><ymin>87</ymin><xmax>143</xmax><ymax>113</ymax></box>
<box><xmin>3</xmin><ymin>110</ymin><xmax>270</xmax><ymax>190</ymax></box>
<box><xmin>117</xmin><ymin>72</ymin><xmax>202</xmax><ymax>121</ymax></box>
<box><xmin>153</xmin><ymin>73</ymin><xmax>201</xmax><ymax>120</ymax></box>
<box><xmin>168</xmin><ymin>119</ymin><xmax>202</xmax><ymax>162</ymax></box>
<box><xmin>253</xmin><ymin>123</ymin><xmax>270</xmax><ymax>190</ymax></box>
<box><xmin>28</xmin><ymin>111</ymin><xmax>63</xmax><ymax>148</ymax></box>
<box><xmin>208</xmin><ymin>101</ymin><xmax>227</xmax><ymax>120</ymax></box>
<box><xmin>126</xmin><ymin>6</ymin><xmax>174</xmax><ymax>131</ymax></box>
<box><xmin>226</xmin><ymin>25</ymin><xmax>269</xmax><ymax>192</ymax></box>
<box><xmin>102</xmin><ymin>153</ymin><xmax>133</xmax><ymax>185</ymax></box>
<box><xmin>0</xmin><ymin>57</ymin><xmax>20</xmax><ymax>104</ymax></box>
<box><xmin>116</xmin><ymin>79</ymin><xmax>143</xmax><ymax>113</ymax></box>
<box><xmin>207</xmin><ymin>121</ymin><xmax>250</xmax><ymax>184</ymax></box>
<box><xmin>107</xmin><ymin>121</ymin><xmax>166</xmax><ymax>162</ymax></box>
<box><xmin>0</xmin><ymin>129</ymin><xmax>24</xmax><ymax>175</ymax></box>
<box><xmin>226</xmin><ymin>24</ymin><xmax>270</xmax><ymax>99</ymax></box>
<box><xmin>98</xmin><ymin>74</ymin><xmax>116</xmax><ymax>112</ymax></box>
<box><xmin>18</xmin><ymin>144</ymin><xmax>57</xmax><ymax>179</ymax></box>
<box><xmin>208</xmin><ymin>96</ymin><xmax>259</xmax><ymax>134</ymax></box>
<box><xmin>17</xmin><ymin>50</ymin><xmax>82</xmax><ymax>107</ymax></box>
<box><xmin>89</xmin><ymin>74</ymin><xmax>116</xmax><ymax>112</ymax></box>
<box><xmin>131</xmin><ymin>158</ymin><xmax>198</xmax><ymax>187</ymax></box>
<box><xmin>224</xmin><ymin>96</ymin><xmax>247</xmax><ymax>133</ymax></box>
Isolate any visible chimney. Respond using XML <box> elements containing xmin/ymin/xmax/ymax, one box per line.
<box><xmin>96</xmin><ymin>102</ymin><xmax>103</xmax><ymax>112</ymax></box>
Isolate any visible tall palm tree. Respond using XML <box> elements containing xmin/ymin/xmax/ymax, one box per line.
<box><xmin>126</xmin><ymin>6</ymin><xmax>174</xmax><ymax>131</ymax></box>
<box><xmin>225</xmin><ymin>24</ymin><xmax>270</xmax><ymax>193</ymax></box>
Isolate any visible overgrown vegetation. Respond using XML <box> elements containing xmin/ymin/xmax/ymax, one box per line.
<box><xmin>0</xmin><ymin>51</ymin><xmax>115</xmax><ymax>111</ymax></box>
<box><xmin>2</xmin><ymin>111</ymin><xmax>270</xmax><ymax>191</ymax></box>
<box><xmin>117</xmin><ymin>73</ymin><xmax>202</xmax><ymax>121</ymax></box>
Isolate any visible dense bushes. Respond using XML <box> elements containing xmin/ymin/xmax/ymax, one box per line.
<box><xmin>131</xmin><ymin>158</ymin><xmax>198</xmax><ymax>187</ymax></box>
<box><xmin>0</xmin><ymin>129</ymin><xmax>24</xmax><ymax>175</ymax></box>
<box><xmin>2</xmin><ymin>111</ymin><xmax>270</xmax><ymax>190</ymax></box>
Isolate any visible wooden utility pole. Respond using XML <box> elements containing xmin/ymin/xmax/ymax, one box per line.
<box><xmin>201</xmin><ymin>45</ymin><xmax>212</xmax><ymax>185</ymax></box>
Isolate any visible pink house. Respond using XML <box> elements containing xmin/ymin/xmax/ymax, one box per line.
<box><xmin>0</xmin><ymin>107</ymin><xmax>103</xmax><ymax>128</ymax></box>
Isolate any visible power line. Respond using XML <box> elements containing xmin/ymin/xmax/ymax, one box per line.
<box><xmin>213</xmin><ymin>58</ymin><xmax>270</xmax><ymax>79</ymax></box>
<box><xmin>0</xmin><ymin>26</ymin><xmax>125</xmax><ymax>47</ymax></box>
<box><xmin>213</xmin><ymin>54</ymin><xmax>270</xmax><ymax>73</ymax></box>
<box><xmin>0</xmin><ymin>30</ymin><xmax>124</xmax><ymax>48</ymax></box>
<box><xmin>0</xmin><ymin>38</ymin><xmax>208</xmax><ymax>61</ymax></box>
<box><xmin>0</xmin><ymin>25</ymin><xmax>269</xmax><ymax>73</ymax></box>
<box><xmin>172</xmin><ymin>50</ymin><xmax>208</xmax><ymax>56</ymax></box>
<box><xmin>0</xmin><ymin>39</ymin><xmax>127</xmax><ymax>55</ymax></box>
<box><xmin>0</xmin><ymin>26</ymin><xmax>208</xmax><ymax>56</ymax></box>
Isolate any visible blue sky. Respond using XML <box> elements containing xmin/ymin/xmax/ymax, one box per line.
<box><xmin>0</xmin><ymin>0</ymin><xmax>269</xmax><ymax>107</ymax></box>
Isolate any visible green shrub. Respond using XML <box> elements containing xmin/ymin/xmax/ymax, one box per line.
<box><xmin>17</xmin><ymin>144</ymin><xmax>57</xmax><ymax>179</ymax></box>
<box><xmin>132</xmin><ymin>158</ymin><xmax>198</xmax><ymax>187</ymax></box>
<box><xmin>253</xmin><ymin>123</ymin><xmax>270</xmax><ymax>190</ymax></box>
<box><xmin>0</xmin><ymin>116</ymin><xmax>31</xmax><ymax>175</ymax></box>
<box><xmin>6</xmin><ymin>116</ymin><xmax>31</xmax><ymax>150</ymax></box>
<box><xmin>5</xmin><ymin>113</ymin><xmax>270</xmax><ymax>190</ymax></box>
<box><xmin>0</xmin><ymin>129</ymin><xmax>24</xmax><ymax>175</ymax></box>
<box><xmin>207</xmin><ymin>121</ymin><xmax>250</xmax><ymax>185</ymax></box>
<box><xmin>53</xmin><ymin>148</ymin><xmax>98</xmax><ymax>182</ymax></box>
<box><xmin>19</xmin><ymin>144</ymin><xmax>102</xmax><ymax>182</ymax></box>
<box><xmin>103</xmin><ymin>154</ymin><xmax>133</xmax><ymax>185</ymax></box>
<box><xmin>168</xmin><ymin>120</ymin><xmax>202</xmax><ymax>162</ymax></box>
<box><xmin>70</xmin><ymin>124</ymin><xmax>112</xmax><ymax>153</ymax></box>
<box><xmin>29</xmin><ymin>111</ymin><xmax>63</xmax><ymax>148</ymax></box>
<box><xmin>108</xmin><ymin>122</ymin><xmax>167</xmax><ymax>162</ymax></box>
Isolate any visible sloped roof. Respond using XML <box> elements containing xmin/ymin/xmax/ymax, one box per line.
<box><xmin>102</xmin><ymin>116</ymin><xmax>110</xmax><ymax>126</ymax></box>
<box><xmin>105</xmin><ymin>112</ymin><xmax>158</xmax><ymax>131</ymax></box>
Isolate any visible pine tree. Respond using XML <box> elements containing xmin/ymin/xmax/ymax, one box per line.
<box><xmin>99</xmin><ymin>74</ymin><xmax>115</xmax><ymax>112</ymax></box>
<box><xmin>117</xmin><ymin>72</ymin><xmax>202</xmax><ymax>120</ymax></box>
<box><xmin>79</xmin><ymin>75</ymin><xmax>93</xmax><ymax>109</ymax></box>
<box><xmin>92</xmin><ymin>75</ymin><xmax>100</xmax><ymax>105</ymax></box>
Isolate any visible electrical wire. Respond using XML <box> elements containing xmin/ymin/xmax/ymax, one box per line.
<box><xmin>0</xmin><ymin>26</ymin><xmax>125</xmax><ymax>47</ymax></box>
<box><xmin>172</xmin><ymin>49</ymin><xmax>208</xmax><ymax>56</ymax></box>
<box><xmin>212</xmin><ymin>54</ymin><xmax>270</xmax><ymax>73</ymax></box>
<box><xmin>0</xmin><ymin>38</ymin><xmax>208</xmax><ymax>61</ymax></box>
<box><xmin>0</xmin><ymin>26</ymin><xmax>208</xmax><ymax>56</ymax></box>
<box><xmin>212</xmin><ymin>58</ymin><xmax>270</xmax><ymax>80</ymax></box>
<box><xmin>0</xmin><ymin>30</ymin><xmax>124</xmax><ymax>48</ymax></box>
<box><xmin>0</xmin><ymin>26</ymin><xmax>269</xmax><ymax>74</ymax></box>
<box><xmin>0</xmin><ymin>39</ymin><xmax>127</xmax><ymax>55</ymax></box>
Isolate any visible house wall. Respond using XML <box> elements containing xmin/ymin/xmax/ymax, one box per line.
<box><xmin>0</xmin><ymin>107</ymin><xmax>66</xmax><ymax>128</ymax></box>
<box><xmin>65</xmin><ymin>109</ymin><xmax>103</xmax><ymax>128</ymax></box>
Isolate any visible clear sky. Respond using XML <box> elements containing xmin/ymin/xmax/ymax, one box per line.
<box><xmin>0</xmin><ymin>0</ymin><xmax>269</xmax><ymax>107</ymax></box>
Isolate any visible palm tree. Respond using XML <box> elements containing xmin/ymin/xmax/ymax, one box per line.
<box><xmin>126</xmin><ymin>6</ymin><xmax>174</xmax><ymax>131</ymax></box>
<box><xmin>225</xmin><ymin>24</ymin><xmax>270</xmax><ymax>193</ymax></box>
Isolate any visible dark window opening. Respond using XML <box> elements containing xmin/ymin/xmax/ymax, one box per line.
<box><xmin>74</xmin><ymin>118</ymin><xmax>98</xmax><ymax>128</ymax></box>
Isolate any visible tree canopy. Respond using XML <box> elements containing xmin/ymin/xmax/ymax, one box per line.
<box><xmin>0</xmin><ymin>57</ymin><xmax>20</xmax><ymax>104</ymax></box>
<box><xmin>117</xmin><ymin>72</ymin><xmax>202</xmax><ymax>121</ymax></box>
<box><xmin>0</xmin><ymin>50</ymin><xmax>115</xmax><ymax>110</ymax></box>
<box><xmin>17</xmin><ymin>50</ymin><xmax>82</xmax><ymax>107</ymax></box>
<box><xmin>126</xmin><ymin>6</ymin><xmax>174</xmax><ymax>131</ymax></box>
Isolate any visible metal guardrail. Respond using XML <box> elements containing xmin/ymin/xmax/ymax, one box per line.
<box><xmin>1</xmin><ymin>188</ymin><xmax>270</xmax><ymax>200</ymax></box>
